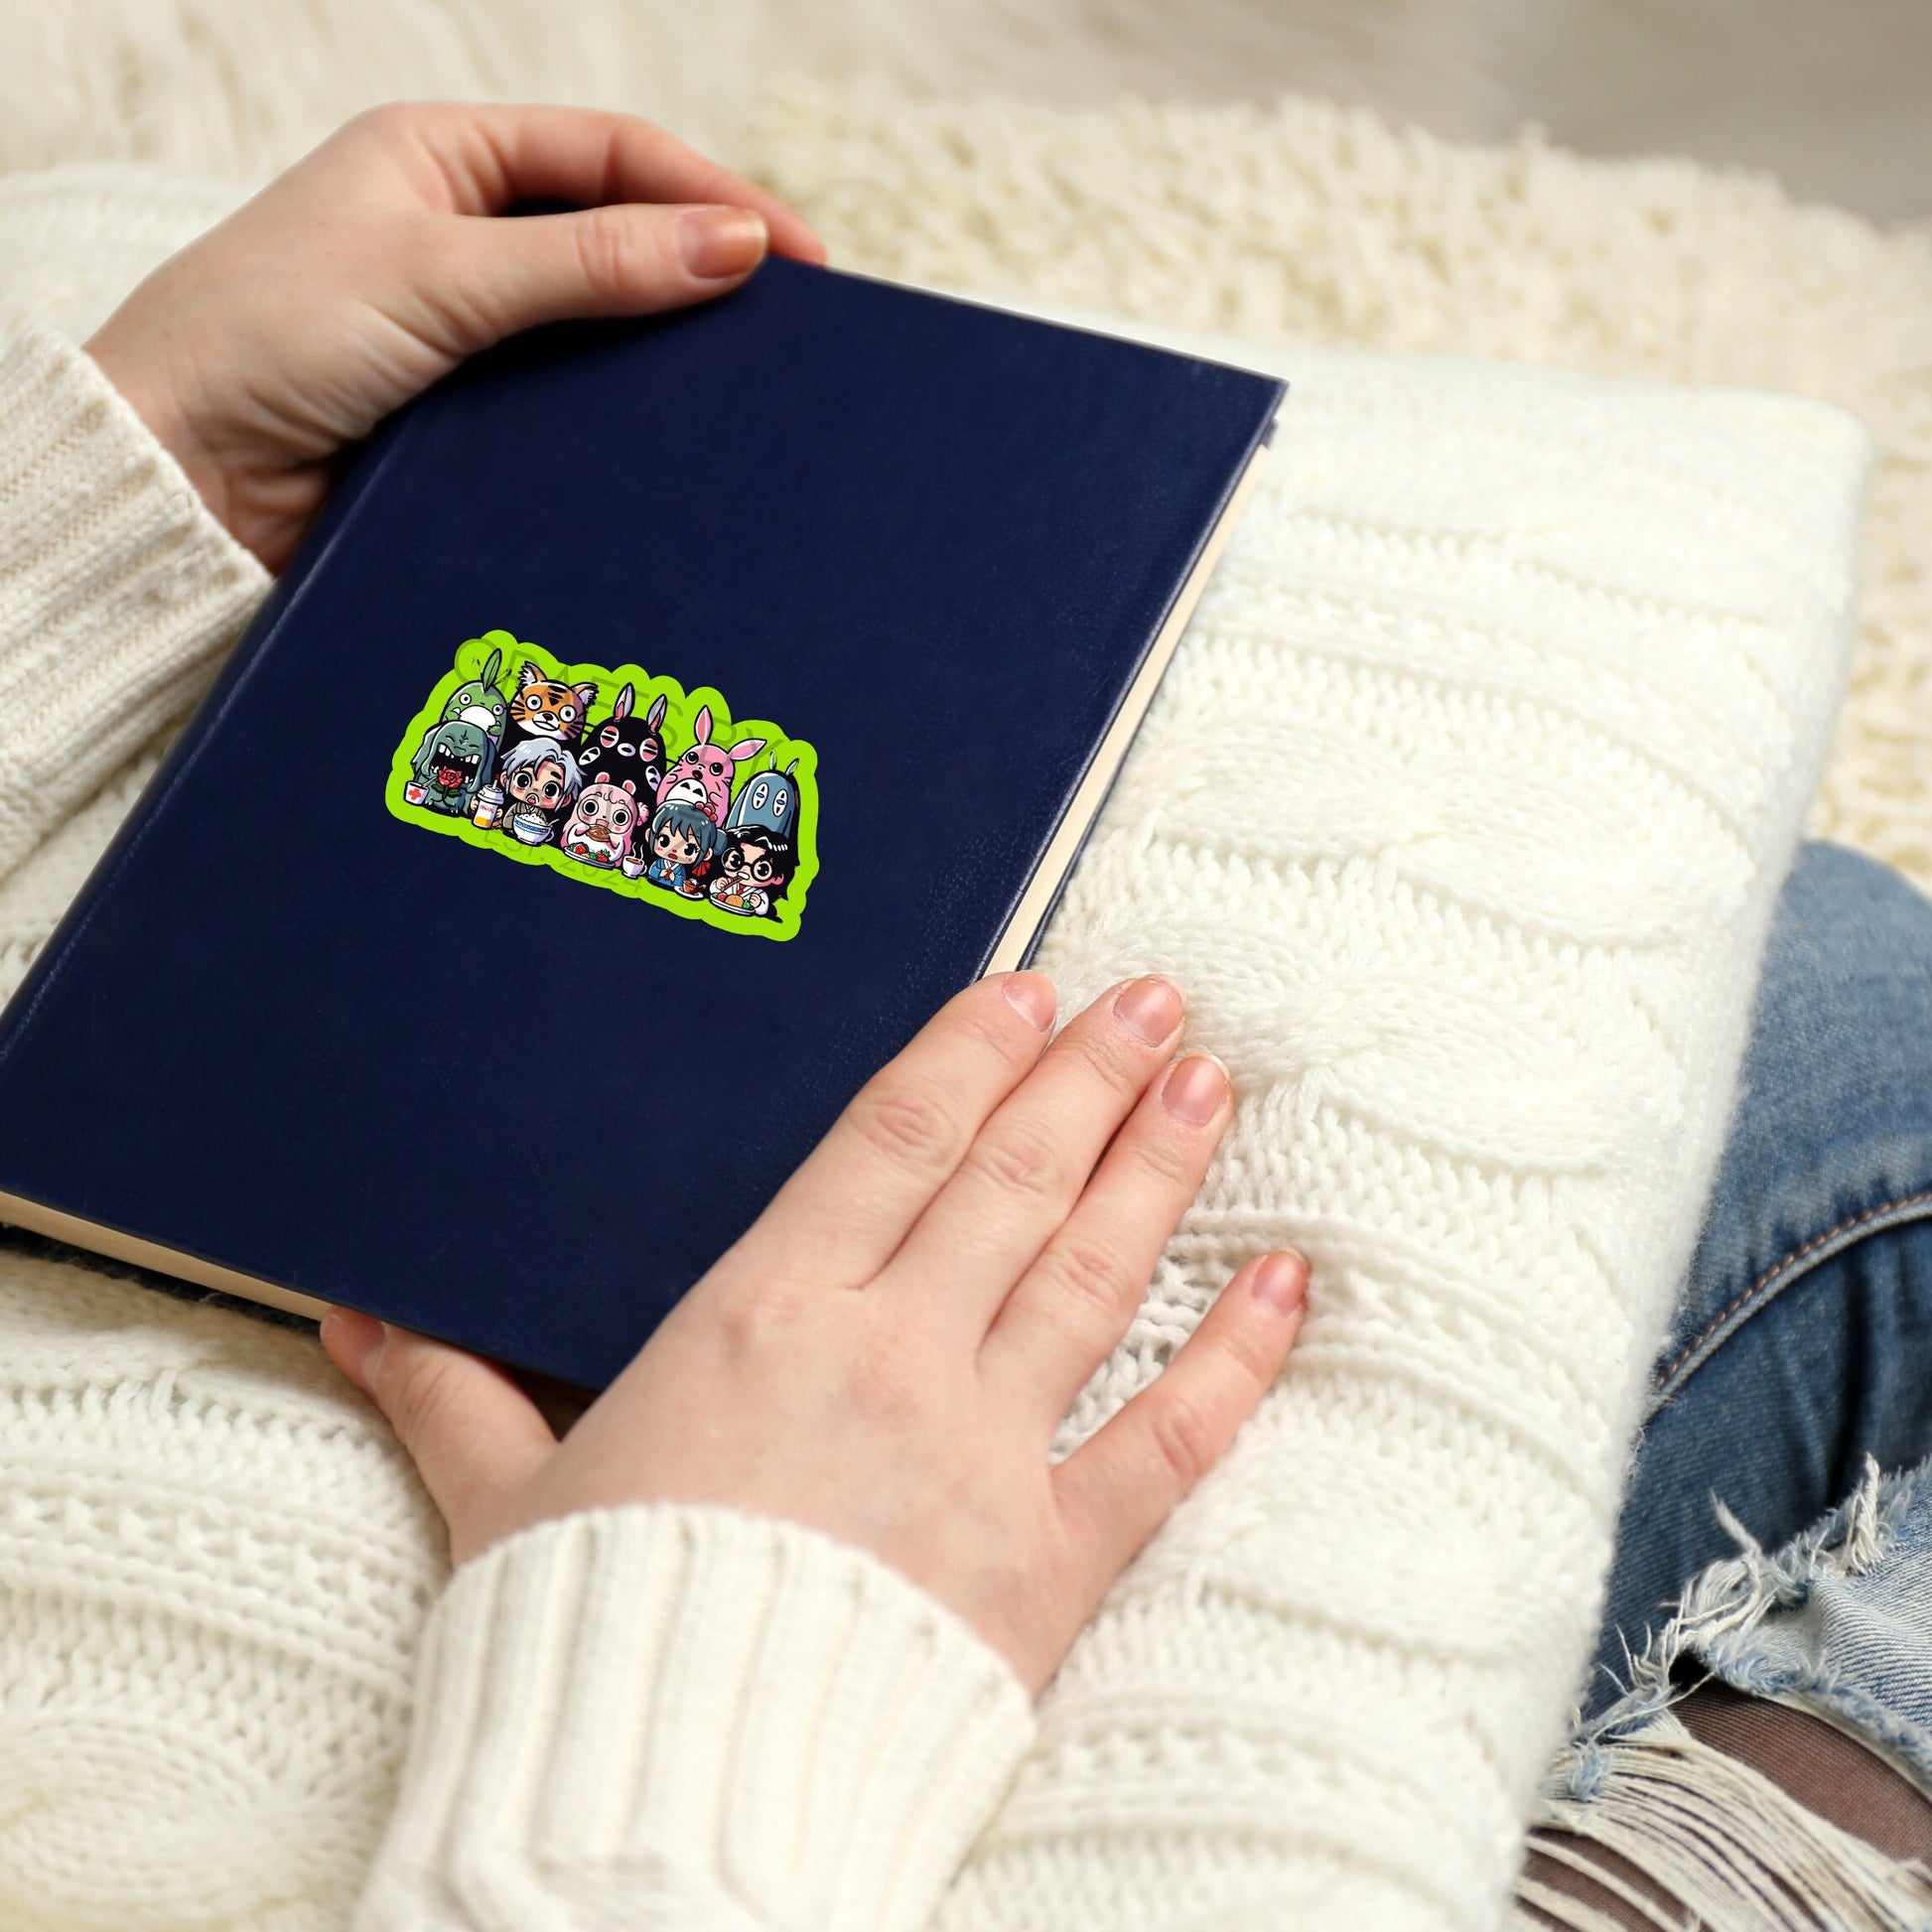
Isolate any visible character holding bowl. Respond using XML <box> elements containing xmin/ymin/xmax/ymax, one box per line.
<box><xmin>498</xmin><ymin>740</ymin><xmax>584</xmax><ymax>848</ymax></box>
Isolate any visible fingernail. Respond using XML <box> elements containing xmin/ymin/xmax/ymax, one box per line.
<box><xmin>321</xmin><ymin>1307</ymin><xmax>387</xmax><ymax>1389</ymax></box>
<box><xmin>1002</xmin><ymin>971</ymin><xmax>1055</xmax><ymax>1032</ymax></box>
<box><xmin>679</xmin><ymin>207</ymin><xmax>767</xmax><ymax>281</ymax></box>
<box><xmin>1114</xmin><ymin>974</ymin><xmax>1184</xmax><ymax>1045</ymax></box>
<box><xmin>1248</xmin><ymin>1251</ymin><xmax>1309</xmax><ymax>1317</ymax></box>
<box><xmin>1162</xmin><ymin>1052</ymin><xmax>1229</xmax><ymax>1126</ymax></box>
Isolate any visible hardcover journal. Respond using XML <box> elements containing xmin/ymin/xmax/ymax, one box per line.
<box><xmin>0</xmin><ymin>258</ymin><xmax>1283</xmax><ymax>1388</ymax></box>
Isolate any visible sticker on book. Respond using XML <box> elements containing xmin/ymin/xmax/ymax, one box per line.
<box><xmin>387</xmin><ymin>629</ymin><xmax>819</xmax><ymax>940</ymax></box>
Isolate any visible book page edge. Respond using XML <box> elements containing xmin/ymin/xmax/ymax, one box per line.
<box><xmin>981</xmin><ymin>438</ymin><xmax>1271</xmax><ymax>978</ymax></box>
<box><xmin>0</xmin><ymin>1189</ymin><xmax>329</xmax><ymax>1323</ymax></box>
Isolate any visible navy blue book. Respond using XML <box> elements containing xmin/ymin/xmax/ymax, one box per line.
<box><xmin>0</xmin><ymin>258</ymin><xmax>1282</xmax><ymax>1390</ymax></box>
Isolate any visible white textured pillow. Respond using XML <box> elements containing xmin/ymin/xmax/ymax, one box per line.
<box><xmin>945</xmin><ymin>317</ymin><xmax>1870</xmax><ymax>1929</ymax></box>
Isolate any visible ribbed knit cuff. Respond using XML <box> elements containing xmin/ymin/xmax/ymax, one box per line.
<box><xmin>356</xmin><ymin>1506</ymin><xmax>1035</xmax><ymax>1932</ymax></box>
<box><xmin>0</xmin><ymin>318</ymin><xmax>267</xmax><ymax>884</ymax></box>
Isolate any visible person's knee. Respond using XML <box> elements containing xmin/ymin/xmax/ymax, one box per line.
<box><xmin>1772</xmin><ymin>841</ymin><xmax>1932</xmax><ymax>986</ymax></box>
<box><xmin>1741</xmin><ymin>843</ymin><xmax>1932</xmax><ymax>1172</ymax></box>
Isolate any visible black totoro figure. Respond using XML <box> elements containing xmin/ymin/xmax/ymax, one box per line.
<box><xmin>577</xmin><ymin>684</ymin><xmax>668</xmax><ymax>806</ymax></box>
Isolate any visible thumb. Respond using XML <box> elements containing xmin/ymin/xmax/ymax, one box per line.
<box><xmin>322</xmin><ymin>1308</ymin><xmax>555</xmax><ymax>1564</ymax></box>
<box><xmin>430</xmin><ymin>201</ymin><xmax>768</xmax><ymax>352</ymax></box>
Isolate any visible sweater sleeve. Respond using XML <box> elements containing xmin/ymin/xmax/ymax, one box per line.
<box><xmin>353</xmin><ymin>1505</ymin><xmax>1035</xmax><ymax>1932</ymax></box>
<box><xmin>0</xmin><ymin>319</ymin><xmax>268</xmax><ymax>888</ymax></box>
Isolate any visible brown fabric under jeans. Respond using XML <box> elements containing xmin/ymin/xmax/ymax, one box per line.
<box><xmin>1519</xmin><ymin>1683</ymin><xmax>1932</xmax><ymax>1929</ymax></box>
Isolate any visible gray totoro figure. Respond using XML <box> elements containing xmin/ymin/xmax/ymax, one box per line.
<box><xmin>411</xmin><ymin>718</ymin><xmax>495</xmax><ymax>816</ymax></box>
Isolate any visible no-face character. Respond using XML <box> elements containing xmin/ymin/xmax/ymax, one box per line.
<box><xmin>645</xmin><ymin>800</ymin><xmax>714</xmax><ymax>897</ymax></box>
<box><xmin>560</xmin><ymin>780</ymin><xmax>642</xmax><ymax>869</ymax></box>
<box><xmin>707</xmin><ymin>827</ymin><xmax>795</xmax><ymax>918</ymax></box>
<box><xmin>578</xmin><ymin>684</ymin><xmax>668</xmax><ymax>805</ymax></box>
<box><xmin>497</xmin><ymin>738</ymin><xmax>584</xmax><ymax>845</ymax></box>
<box><xmin>435</xmin><ymin>645</ymin><xmax>510</xmax><ymax>748</ymax></box>
<box><xmin>410</xmin><ymin>719</ymin><xmax>494</xmax><ymax>816</ymax></box>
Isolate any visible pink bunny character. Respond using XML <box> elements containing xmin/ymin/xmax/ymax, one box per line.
<box><xmin>560</xmin><ymin>779</ymin><xmax>643</xmax><ymax>871</ymax></box>
<box><xmin>655</xmin><ymin>706</ymin><xmax>764</xmax><ymax>827</ymax></box>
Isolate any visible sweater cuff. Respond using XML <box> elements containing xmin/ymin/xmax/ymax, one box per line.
<box><xmin>357</xmin><ymin>1506</ymin><xmax>1035</xmax><ymax>1932</ymax></box>
<box><xmin>0</xmin><ymin>319</ymin><xmax>268</xmax><ymax>883</ymax></box>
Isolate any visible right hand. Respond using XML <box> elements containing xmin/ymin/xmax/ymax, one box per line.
<box><xmin>324</xmin><ymin>973</ymin><xmax>1306</xmax><ymax>1694</ymax></box>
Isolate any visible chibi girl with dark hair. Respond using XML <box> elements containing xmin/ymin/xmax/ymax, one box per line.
<box><xmin>644</xmin><ymin>800</ymin><xmax>714</xmax><ymax>897</ymax></box>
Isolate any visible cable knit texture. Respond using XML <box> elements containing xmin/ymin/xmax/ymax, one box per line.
<box><xmin>0</xmin><ymin>320</ymin><xmax>264</xmax><ymax>889</ymax></box>
<box><xmin>356</xmin><ymin>1510</ymin><xmax>1033</xmax><ymax>1931</ymax></box>
<box><xmin>0</xmin><ymin>163</ymin><xmax>1873</xmax><ymax>1928</ymax></box>
<box><xmin>3</xmin><ymin>64</ymin><xmax>1925</xmax><ymax>893</ymax></box>
<box><xmin>743</xmin><ymin>84</ymin><xmax>1932</xmax><ymax>902</ymax></box>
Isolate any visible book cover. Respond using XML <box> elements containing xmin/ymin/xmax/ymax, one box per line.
<box><xmin>0</xmin><ymin>257</ymin><xmax>1283</xmax><ymax>1389</ymax></box>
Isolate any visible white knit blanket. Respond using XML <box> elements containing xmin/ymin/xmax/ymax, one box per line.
<box><xmin>0</xmin><ymin>165</ymin><xmax>1869</xmax><ymax>1928</ymax></box>
<box><xmin>2</xmin><ymin>31</ymin><xmax>1926</xmax><ymax>892</ymax></box>
<box><xmin>993</xmin><ymin>335</ymin><xmax>1866</xmax><ymax>1927</ymax></box>
<box><xmin>743</xmin><ymin>85</ymin><xmax>1932</xmax><ymax>906</ymax></box>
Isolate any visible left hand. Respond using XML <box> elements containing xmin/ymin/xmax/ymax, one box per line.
<box><xmin>323</xmin><ymin>972</ymin><xmax>1306</xmax><ymax>1695</ymax></box>
<box><xmin>86</xmin><ymin>102</ymin><xmax>824</xmax><ymax>570</ymax></box>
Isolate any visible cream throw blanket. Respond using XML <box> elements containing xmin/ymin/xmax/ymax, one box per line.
<box><xmin>0</xmin><ymin>154</ymin><xmax>1871</xmax><ymax>1927</ymax></box>
<box><xmin>740</xmin><ymin>84</ymin><xmax>1932</xmax><ymax>905</ymax></box>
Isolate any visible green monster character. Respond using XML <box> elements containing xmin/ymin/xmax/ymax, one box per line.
<box><xmin>411</xmin><ymin>719</ymin><xmax>494</xmax><ymax>816</ymax></box>
<box><xmin>435</xmin><ymin>644</ymin><xmax>510</xmax><ymax>748</ymax></box>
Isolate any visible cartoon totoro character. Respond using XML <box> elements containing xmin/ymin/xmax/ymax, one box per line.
<box><xmin>656</xmin><ymin>706</ymin><xmax>764</xmax><ymax>829</ymax></box>
<box><xmin>410</xmin><ymin>718</ymin><xmax>494</xmax><ymax>816</ymax></box>
<box><xmin>724</xmin><ymin>759</ymin><xmax>802</xmax><ymax>844</ymax></box>
<box><xmin>434</xmin><ymin>644</ymin><xmax>510</xmax><ymax>748</ymax></box>
<box><xmin>578</xmin><ymin>684</ymin><xmax>668</xmax><ymax>805</ymax></box>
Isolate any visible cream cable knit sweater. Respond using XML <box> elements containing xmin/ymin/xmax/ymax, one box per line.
<box><xmin>0</xmin><ymin>312</ymin><xmax>1033</xmax><ymax>1930</ymax></box>
<box><xmin>0</xmin><ymin>168</ymin><xmax>1871</xmax><ymax>1930</ymax></box>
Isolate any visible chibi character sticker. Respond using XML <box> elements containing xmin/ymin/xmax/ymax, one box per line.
<box><xmin>502</xmin><ymin>662</ymin><xmax>598</xmax><ymax>758</ymax></box>
<box><xmin>645</xmin><ymin>800</ymin><xmax>715</xmax><ymax>897</ymax></box>
<box><xmin>391</xmin><ymin>637</ymin><xmax>815</xmax><ymax>938</ymax></box>
<box><xmin>434</xmin><ymin>644</ymin><xmax>510</xmax><ymax>747</ymax></box>
<box><xmin>409</xmin><ymin>719</ymin><xmax>494</xmax><ymax>816</ymax></box>
<box><xmin>560</xmin><ymin>779</ymin><xmax>643</xmax><ymax>870</ymax></box>
<box><xmin>578</xmin><ymin>684</ymin><xmax>668</xmax><ymax>805</ymax></box>
<box><xmin>707</xmin><ymin>826</ymin><xmax>795</xmax><ymax>918</ymax></box>
<box><xmin>498</xmin><ymin>739</ymin><xmax>584</xmax><ymax>846</ymax></box>
<box><xmin>725</xmin><ymin>759</ymin><xmax>800</xmax><ymax>843</ymax></box>
<box><xmin>657</xmin><ymin>706</ymin><xmax>764</xmax><ymax>830</ymax></box>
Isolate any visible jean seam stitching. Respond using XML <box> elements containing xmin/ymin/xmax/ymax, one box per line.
<box><xmin>1656</xmin><ymin>1184</ymin><xmax>1932</xmax><ymax>1396</ymax></box>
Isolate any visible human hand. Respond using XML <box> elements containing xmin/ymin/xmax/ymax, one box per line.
<box><xmin>322</xmin><ymin>973</ymin><xmax>1306</xmax><ymax>1694</ymax></box>
<box><xmin>86</xmin><ymin>102</ymin><xmax>824</xmax><ymax>571</ymax></box>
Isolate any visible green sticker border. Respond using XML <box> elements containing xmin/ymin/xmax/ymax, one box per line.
<box><xmin>385</xmin><ymin>628</ymin><xmax>820</xmax><ymax>943</ymax></box>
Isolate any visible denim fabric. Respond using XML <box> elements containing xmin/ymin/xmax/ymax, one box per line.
<box><xmin>1589</xmin><ymin>842</ymin><xmax>1932</xmax><ymax>1716</ymax></box>
<box><xmin>1674</xmin><ymin>1454</ymin><xmax>1932</xmax><ymax>1787</ymax></box>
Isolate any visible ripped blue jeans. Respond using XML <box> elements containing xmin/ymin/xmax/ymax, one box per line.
<box><xmin>1589</xmin><ymin>840</ymin><xmax>1932</xmax><ymax>1769</ymax></box>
